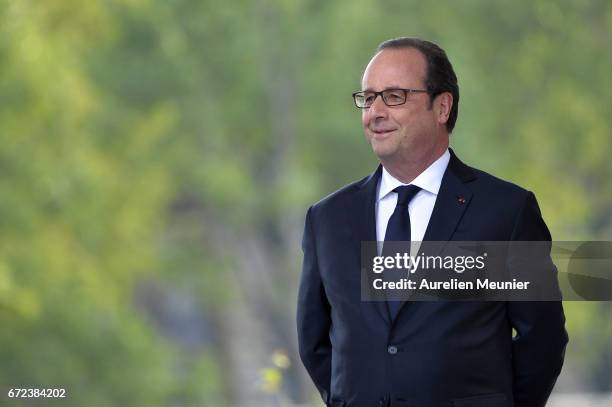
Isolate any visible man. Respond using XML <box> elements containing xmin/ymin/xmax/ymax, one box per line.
<box><xmin>296</xmin><ymin>38</ymin><xmax>568</xmax><ymax>407</ymax></box>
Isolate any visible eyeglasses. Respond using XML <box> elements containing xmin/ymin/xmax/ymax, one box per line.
<box><xmin>352</xmin><ymin>88</ymin><xmax>428</xmax><ymax>108</ymax></box>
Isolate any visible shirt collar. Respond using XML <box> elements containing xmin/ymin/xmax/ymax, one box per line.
<box><xmin>377</xmin><ymin>149</ymin><xmax>450</xmax><ymax>202</ymax></box>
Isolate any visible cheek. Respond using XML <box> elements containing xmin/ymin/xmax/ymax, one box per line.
<box><xmin>361</xmin><ymin>111</ymin><xmax>369</xmax><ymax>127</ymax></box>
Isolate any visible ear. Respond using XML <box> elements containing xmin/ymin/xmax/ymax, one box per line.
<box><xmin>434</xmin><ymin>92</ymin><xmax>453</xmax><ymax>125</ymax></box>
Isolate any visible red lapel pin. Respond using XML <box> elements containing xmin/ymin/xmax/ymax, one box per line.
<box><xmin>457</xmin><ymin>196</ymin><xmax>466</xmax><ymax>204</ymax></box>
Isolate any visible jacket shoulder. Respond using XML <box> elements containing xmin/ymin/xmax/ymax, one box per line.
<box><xmin>308</xmin><ymin>174</ymin><xmax>371</xmax><ymax>214</ymax></box>
<box><xmin>470</xmin><ymin>167</ymin><xmax>530</xmax><ymax>197</ymax></box>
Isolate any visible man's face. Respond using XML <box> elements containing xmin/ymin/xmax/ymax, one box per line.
<box><xmin>361</xmin><ymin>48</ymin><xmax>446</xmax><ymax>164</ymax></box>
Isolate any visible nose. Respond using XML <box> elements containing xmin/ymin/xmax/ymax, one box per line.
<box><xmin>366</xmin><ymin>94</ymin><xmax>389</xmax><ymax>120</ymax></box>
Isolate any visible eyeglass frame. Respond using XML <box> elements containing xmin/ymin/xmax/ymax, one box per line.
<box><xmin>351</xmin><ymin>88</ymin><xmax>429</xmax><ymax>108</ymax></box>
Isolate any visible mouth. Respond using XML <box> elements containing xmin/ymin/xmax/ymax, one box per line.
<box><xmin>370</xmin><ymin>128</ymin><xmax>396</xmax><ymax>137</ymax></box>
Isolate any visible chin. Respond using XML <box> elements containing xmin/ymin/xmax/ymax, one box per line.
<box><xmin>370</xmin><ymin>139</ymin><xmax>396</xmax><ymax>158</ymax></box>
<box><xmin>371</xmin><ymin>146</ymin><xmax>397</xmax><ymax>160</ymax></box>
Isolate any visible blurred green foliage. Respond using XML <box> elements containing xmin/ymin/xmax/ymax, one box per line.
<box><xmin>0</xmin><ymin>0</ymin><xmax>610</xmax><ymax>405</ymax></box>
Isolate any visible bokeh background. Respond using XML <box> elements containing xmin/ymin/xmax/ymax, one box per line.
<box><xmin>1</xmin><ymin>0</ymin><xmax>611</xmax><ymax>406</ymax></box>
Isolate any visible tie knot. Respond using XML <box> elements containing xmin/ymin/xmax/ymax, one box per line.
<box><xmin>394</xmin><ymin>185</ymin><xmax>421</xmax><ymax>206</ymax></box>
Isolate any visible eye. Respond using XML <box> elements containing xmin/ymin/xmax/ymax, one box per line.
<box><xmin>384</xmin><ymin>90</ymin><xmax>405</xmax><ymax>103</ymax></box>
<box><xmin>363</xmin><ymin>93</ymin><xmax>376</xmax><ymax>104</ymax></box>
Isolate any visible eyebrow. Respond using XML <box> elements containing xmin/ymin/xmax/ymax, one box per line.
<box><xmin>361</xmin><ymin>86</ymin><xmax>405</xmax><ymax>92</ymax></box>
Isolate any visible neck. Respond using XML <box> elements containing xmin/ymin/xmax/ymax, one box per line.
<box><xmin>381</xmin><ymin>144</ymin><xmax>448</xmax><ymax>184</ymax></box>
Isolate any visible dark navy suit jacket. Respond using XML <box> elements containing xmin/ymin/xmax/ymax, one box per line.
<box><xmin>297</xmin><ymin>150</ymin><xmax>567</xmax><ymax>407</ymax></box>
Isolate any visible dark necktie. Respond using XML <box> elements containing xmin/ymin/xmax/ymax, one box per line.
<box><xmin>383</xmin><ymin>185</ymin><xmax>421</xmax><ymax>321</ymax></box>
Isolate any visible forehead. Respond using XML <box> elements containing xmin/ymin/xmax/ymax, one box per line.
<box><xmin>361</xmin><ymin>48</ymin><xmax>427</xmax><ymax>90</ymax></box>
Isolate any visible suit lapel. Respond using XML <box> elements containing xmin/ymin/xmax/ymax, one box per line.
<box><xmin>348</xmin><ymin>166</ymin><xmax>379</xmax><ymax>251</ymax></box>
<box><xmin>422</xmin><ymin>150</ymin><xmax>475</xmax><ymax>243</ymax></box>
<box><xmin>346</xmin><ymin>166</ymin><xmax>392</xmax><ymax>326</ymax></box>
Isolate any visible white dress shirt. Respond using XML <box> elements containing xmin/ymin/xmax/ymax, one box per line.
<box><xmin>376</xmin><ymin>149</ymin><xmax>451</xmax><ymax>255</ymax></box>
